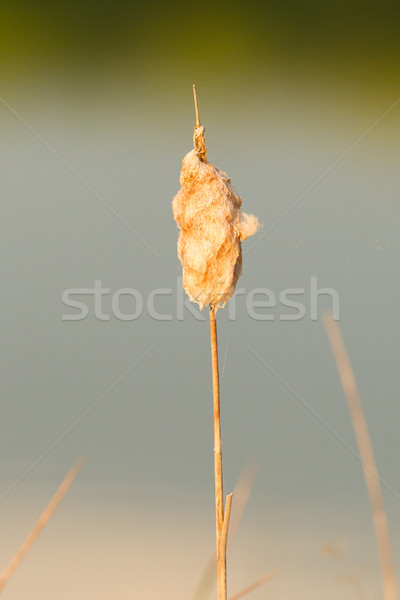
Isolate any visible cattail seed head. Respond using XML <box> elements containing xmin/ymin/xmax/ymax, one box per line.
<box><xmin>172</xmin><ymin>94</ymin><xmax>260</xmax><ymax>310</ymax></box>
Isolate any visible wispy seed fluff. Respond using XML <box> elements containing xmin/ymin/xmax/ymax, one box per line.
<box><xmin>172</xmin><ymin>120</ymin><xmax>260</xmax><ymax>310</ymax></box>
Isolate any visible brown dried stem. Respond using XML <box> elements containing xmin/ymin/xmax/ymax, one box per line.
<box><xmin>192</xmin><ymin>85</ymin><xmax>207</xmax><ymax>162</ymax></box>
<box><xmin>191</xmin><ymin>461</ymin><xmax>257</xmax><ymax>600</ymax></box>
<box><xmin>210</xmin><ymin>307</ymin><xmax>229</xmax><ymax>600</ymax></box>
<box><xmin>323</xmin><ymin>313</ymin><xmax>397</xmax><ymax>600</ymax></box>
<box><xmin>0</xmin><ymin>458</ymin><xmax>84</xmax><ymax>594</ymax></box>
<box><xmin>193</xmin><ymin>84</ymin><xmax>201</xmax><ymax>128</ymax></box>
<box><xmin>221</xmin><ymin>493</ymin><xmax>233</xmax><ymax>563</ymax></box>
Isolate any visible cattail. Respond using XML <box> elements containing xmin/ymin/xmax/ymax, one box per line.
<box><xmin>173</xmin><ymin>87</ymin><xmax>260</xmax><ymax>600</ymax></box>
<box><xmin>172</xmin><ymin>89</ymin><xmax>259</xmax><ymax>310</ymax></box>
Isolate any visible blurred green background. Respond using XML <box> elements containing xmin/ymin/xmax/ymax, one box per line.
<box><xmin>2</xmin><ymin>0</ymin><xmax>400</xmax><ymax>87</ymax></box>
<box><xmin>0</xmin><ymin>2</ymin><xmax>399</xmax><ymax>599</ymax></box>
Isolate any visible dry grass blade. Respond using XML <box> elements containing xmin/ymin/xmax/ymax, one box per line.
<box><xmin>227</xmin><ymin>460</ymin><xmax>258</xmax><ymax>547</ymax></box>
<box><xmin>0</xmin><ymin>458</ymin><xmax>84</xmax><ymax>594</ymax></box>
<box><xmin>191</xmin><ymin>461</ymin><xmax>258</xmax><ymax>600</ymax></box>
<box><xmin>322</xmin><ymin>540</ymin><xmax>367</xmax><ymax>600</ymax></box>
<box><xmin>228</xmin><ymin>568</ymin><xmax>280</xmax><ymax>600</ymax></box>
<box><xmin>221</xmin><ymin>493</ymin><xmax>233</xmax><ymax>562</ymax></box>
<box><xmin>323</xmin><ymin>313</ymin><xmax>397</xmax><ymax>600</ymax></box>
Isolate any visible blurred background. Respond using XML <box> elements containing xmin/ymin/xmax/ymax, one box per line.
<box><xmin>0</xmin><ymin>1</ymin><xmax>399</xmax><ymax>598</ymax></box>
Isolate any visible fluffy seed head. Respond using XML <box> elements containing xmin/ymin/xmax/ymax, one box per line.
<box><xmin>172</xmin><ymin>96</ymin><xmax>260</xmax><ymax>310</ymax></box>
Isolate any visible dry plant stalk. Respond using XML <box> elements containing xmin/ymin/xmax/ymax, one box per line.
<box><xmin>191</xmin><ymin>461</ymin><xmax>258</xmax><ymax>600</ymax></box>
<box><xmin>0</xmin><ymin>459</ymin><xmax>84</xmax><ymax>594</ymax></box>
<box><xmin>323</xmin><ymin>313</ymin><xmax>397</xmax><ymax>600</ymax></box>
<box><xmin>209</xmin><ymin>306</ymin><xmax>228</xmax><ymax>600</ymax></box>
<box><xmin>173</xmin><ymin>87</ymin><xmax>259</xmax><ymax>600</ymax></box>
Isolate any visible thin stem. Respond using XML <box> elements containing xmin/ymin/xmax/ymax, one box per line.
<box><xmin>221</xmin><ymin>493</ymin><xmax>233</xmax><ymax>561</ymax></box>
<box><xmin>0</xmin><ymin>459</ymin><xmax>84</xmax><ymax>594</ymax></box>
<box><xmin>209</xmin><ymin>307</ymin><xmax>227</xmax><ymax>600</ymax></box>
<box><xmin>192</xmin><ymin>85</ymin><xmax>207</xmax><ymax>162</ymax></box>
<box><xmin>193</xmin><ymin>84</ymin><xmax>201</xmax><ymax>127</ymax></box>
<box><xmin>191</xmin><ymin>462</ymin><xmax>256</xmax><ymax>600</ymax></box>
<box><xmin>324</xmin><ymin>313</ymin><xmax>397</xmax><ymax>600</ymax></box>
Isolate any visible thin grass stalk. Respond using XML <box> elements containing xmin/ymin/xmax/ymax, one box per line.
<box><xmin>209</xmin><ymin>306</ymin><xmax>227</xmax><ymax>600</ymax></box>
<box><xmin>191</xmin><ymin>462</ymin><xmax>257</xmax><ymax>600</ymax></box>
<box><xmin>0</xmin><ymin>458</ymin><xmax>84</xmax><ymax>594</ymax></box>
<box><xmin>221</xmin><ymin>493</ymin><xmax>233</xmax><ymax>563</ymax></box>
<box><xmin>324</xmin><ymin>313</ymin><xmax>397</xmax><ymax>600</ymax></box>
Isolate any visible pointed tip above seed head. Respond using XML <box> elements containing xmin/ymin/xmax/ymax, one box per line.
<box><xmin>192</xmin><ymin>85</ymin><xmax>207</xmax><ymax>160</ymax></box>
<box><xmin>193</xmin><ymin>84</ymin><xmax>201</xmax><ymax>128</ymax></box>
